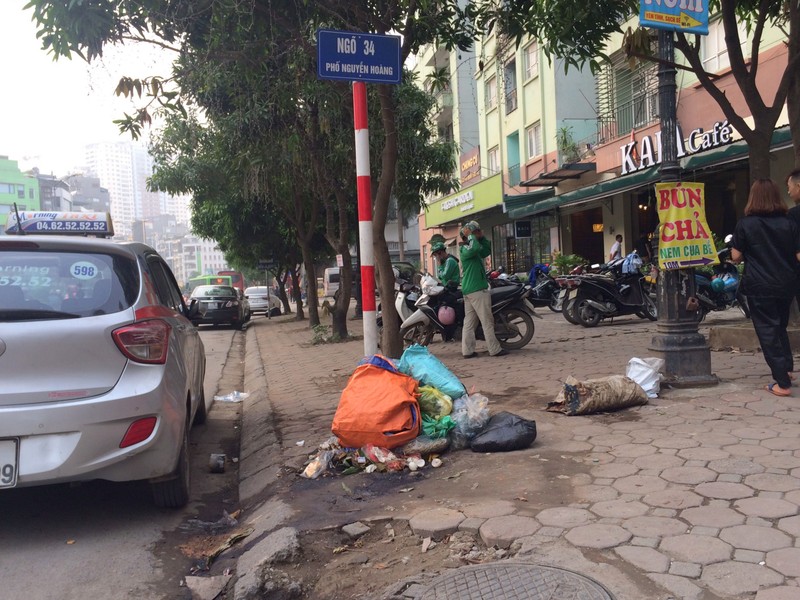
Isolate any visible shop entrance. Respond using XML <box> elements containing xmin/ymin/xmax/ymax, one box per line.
<box><xmin>569</xmin><ymin>207</ymin><xmax>604</xmax><ymax>264</ymax></box>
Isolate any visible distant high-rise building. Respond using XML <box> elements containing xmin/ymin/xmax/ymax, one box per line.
<box><xmin>63</xmin><ymin>173</ymin><xmax>111</xmax><ymax>213</ymax></box>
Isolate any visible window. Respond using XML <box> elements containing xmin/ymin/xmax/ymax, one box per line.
<box><xmin>504</xmin><ymin>59</ymin><xmax>517</xmax><ymax>113</ymax></box>
<box><xmin>524</xmin><ymin>42</ymin><xmax>539</xmax><ymax>79</ymax></box>
<box><xmin>485</xmin><ymin>76</ymin><xmax>497</xmax><ymax>110</ymax></box>
<box><xmin>488</xmin><ymin>147</ymin><xmax>500</xmax><ymax>175</ymax></box>
<box><xmin>526</xmin><ymin>122</ymin><xmax>542</xmax><ymax>158</ymax></box>
<box><xmin>701</xmin><ymin>18</ymin><xmax>747</xmax><ymax>73</ymax></box>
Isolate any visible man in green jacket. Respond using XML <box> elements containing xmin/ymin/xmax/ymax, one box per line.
<box><xmin>431</xmin><ymin>241</ymin><xmax>460</xmax><ymax>289</ymax></box>
<box><xmin>459</xmin><ymin>221</ymin><xmax>507</xmax><ymax>358</ymax></box>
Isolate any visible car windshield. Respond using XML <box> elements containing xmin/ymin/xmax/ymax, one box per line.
<box><xmin>0</xmin><ymin>249</ymin><xmax>138</xmax><ymax>320</ymax></box>
<box><xmin>193</xmin><ymin>285</ymin><xmax>236</xmax><ymax>298</ymax></box>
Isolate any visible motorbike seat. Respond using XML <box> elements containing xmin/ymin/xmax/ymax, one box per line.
<box><xmin>490</xmin><ymin>286</ymin><xmax>520</xmax><ymax>301</ymax></box>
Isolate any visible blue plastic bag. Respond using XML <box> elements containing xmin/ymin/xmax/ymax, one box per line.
<box><xmin>398</xmin><ymin>344</ymin><xmax>466</xmax><ymax>399</ymax></box>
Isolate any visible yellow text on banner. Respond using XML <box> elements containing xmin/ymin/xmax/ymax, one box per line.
<box><xmin>656</xmin><ymin>182</ymin><xmax>718</xmax><ymax>270</ymax></box>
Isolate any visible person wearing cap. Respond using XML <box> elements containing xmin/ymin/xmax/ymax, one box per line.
<box><xmin>431</xmin><ymin>241</ymin><xmax>461</xmax><ymax>341</ymax></box>
<box><xmin>459</xmin><ymin>221</ymin><xmax>507</xmax><ymax>358</ymax></box>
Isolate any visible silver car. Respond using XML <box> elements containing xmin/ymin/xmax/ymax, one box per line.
<box><xmin>0</xmin><ymin>213</ymin><xmax>206</xmax><ymax>507</ymax></box>
<box><xmin>244</xmin><ymin>286</ymin><xmax>281</xmax><ymax>316</ymax></box>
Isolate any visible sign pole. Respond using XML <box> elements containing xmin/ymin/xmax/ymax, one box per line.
<box><xmin>265</xmin><ymin>269</ymin><xmax>271</xmax><ymax>320</ymax></box>
<box><xmin>354</xmin><ymin>81</ymin><xmax>377</xmax><ymax>356</ymax></box>
<box><xmin>649</xmin><ymin>29</ymin><xmax>716</xmax><ymax>386</ymax></box>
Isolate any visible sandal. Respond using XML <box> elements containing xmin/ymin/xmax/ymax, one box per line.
<box><xmin>765</xmin><ymin>383</ymin><xmax>792</xmax><ymax>397</ymax></box>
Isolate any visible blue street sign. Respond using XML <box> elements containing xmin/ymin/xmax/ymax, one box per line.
<box><xmin>317</xmin><ymin>29</ymin><xmax>401</xmax><ymax>85</ymax></box>
<box><xmin>640</xmin><ymin>0</ymin><xmax>708</xmax><ymax>35</ymax></box>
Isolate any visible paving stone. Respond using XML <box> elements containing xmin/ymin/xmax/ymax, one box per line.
<box><xmin>642</xmin><ymin>489</ymin><xmax>704</xmax><ymax>510</ymax></box>
<box><xmin>457</xmin><ymin>517</ymin><xmax>485</xmax><ymax>534</ymax></box>
<box><xmin>761</xmin><ymin>437</ymin><xmax>800</xmax><ymax>451</ymax></box>
<box><xmin>614</xmin><ymin>545</ymin><xmax>669</xmax><ymax>573</ymax></box>
<box><xmin>755</xmin><ymin>586</ymin><xmax>800</xmax><ymax>600</ymax></box>
<box><xmin>547</xmin><ymin>440</ymin><xmax>593</xmax><ymax>452</ymax></box>
<box><xmin>610</xmin><ymin>444</ymin><xmax>658</xmax><ymax>458</ymax></box>
<box><xmin>342</xmin><ymin>522</ymin><xmax>370</xmax><ymax>538</ymax></box>
<box><xmin>678</xmin><ymin>447</ymin><xmax>730</xmax><ymax>461</ymax></box>
<box><xmin>731</xmin><ymin>427</ymin><xmax>779</xmax><ymax>440</ymax></box>
<box><xmin>630</xmin><ymin>536</ymin><xmax>659</xmax><ymax>548</ymax></box>
<box><xmin>460</xmin><ymin>500</ymin><xmax>517</xmax><ymax>519</ymax></box>
<box><xmin>701</xmin><ymin>561</ymin><xmax>784</xmax><ymax>596</ymax></box>
<box><xmin>744</xmin><ymin>473</ymin><xmax>800</xmax><ymax>493</ymax></box>
<box><xmin>589</xmin><ymin>499</ymin><xmax>649</xmax><ymax>519</ymax></box>
<box><xmin>669</xmin><ymin>561</ymin><xmax>702</xmax><ymax>578</ymax></box>
<box><xmin>593</xmin><ymin>477</ymin><xmax>613</xmax><ymax>486</ymax></box>
<box><xmin>784</xmin><ymin>490</ymin><xmax>800</xmax><ymax>505</ymax></box>
<box><xmin>660</xmin><ymin>466</ymin><xmax>717</xmax><ymax>485</ymax></box>
<box><xmin>723</xmin><ymin>444</ymin><xmax>772</xmax><ymax>458</ymax></box>
<box><xmin>647</xmin><ymin>573</ymin><xmax>703</xmax><ymax>600</ymax></box>
<box><xmin>588</xmin><ymin>433</ymin><xmax>633</xmax><ymax>447</ymax></box>
<box><xmin>574</xmin><ymin>484</ymin><xmax>619</xmax><ymax>503</ymax></box>
<box><xmin>589</xmin><ymin>463</ymin><xmax>639</xmax><ymax>479</ymax></box>
<box><xmin>698</xmin><ymin>432</ymin><xmax>740</xmax><ymax>446</ymax></box>
<box><xmin>623</xmin><ymin>516</ymin><xmax>687</xmax><ymax>538</ymax></box>
<box><xmin>681</xmin><ymin>506</ymin><xmax>745</xmax><ymax>527</ymax></box>
<box><xmin>536</xmin><ymin>526</ymin><xmax>564</xmax><ymax>537</ymax></box>
<box><xmin>613</xmin><ymin>475</ymin><xmax>668</xmax><ymax>494</ymax></box>
<box><xmin>652</xmin><ymin>437</ymin><xmax>700</xmax><ymax>449</ymax></box>
<box><xmin>717</xmin><ymin>473</ymin><xmax>743</xmax><ymax>483</ymax></box>
<box><xmin>765</xmin><ymin>548</ymin><xmax>800</xmax><ymax>576</ymax></box>
<box><xmin>535</xmin><ymin>507</ymin><xmax>593</xmax><ymax>528</ymax></box>
<box><xmin>683</xmin><ymin>459</ymin><xmax>708</xmax><ymax>467</ymax></box>
<box><xmin>409</xmin><ymin>508</ymin><xmax>465</xmax><ymax>540</ymax></box>
<box><xmin>632</xmin><ymin>453</ymin><xmax>685</xmax><ymax>470</ymax></box>
<box><xmin>708</xmin><ymin>457</ymin><xmax>767</xmax><ymax>474</ymax></box>
<box><xmin>719</xmin><ymin>525</ymin><xmax>792</xmax><ymax>551</ymax></box>
<box><xmin>734</xmin><ymin>549</ymin><xmax>765</xmax><ymax>563</ymax></box>
<box><xmin>659</xmin><ymin>534</ymin><xmax>732</xmax><ymax>564</ymax></box>
<box><xmin>479</xmin><ymin>515</ymin><xmax>540</xmax><ymax>549</ymax></box>
<box><xmin>652</xmin><ymin>508</ymin><xmax>677</xmax><ymax>517</ymax></box>
<box><xmin>689</xmin><ymin>526</ymin><xmax>720</xmax><ymax>536</ymax></box>
<box><xmin>669</xmin><ymin>423</ymin><xmax>711</xmax><ymax>434</ymax></box>
<box><xmin>695</xmin><ymin>481</ymin><xmax>755</xmax><ymax>500</ymax></box>
<box><xmin>564</xmin><ymin>523</ymin><xmax>632</xmax><ymax>549</ymax></box>
<box><xmin>776</xmin><ymin>515</ymin><xmax>800</xmax><ymax>536</ymax></box>
<box><xmin>735</xmin><ymin>497</ymin><xmax>799</xmax><ymax>518</ymax></box>
<box><xmin>757</xmin><ymin>455</ymin><xmax>800</xmax><ymax>470</ymax></box>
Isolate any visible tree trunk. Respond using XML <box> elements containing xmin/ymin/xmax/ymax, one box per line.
<box><xmin>332</xmin><ymin>251</ymin><xmax>353</xmax><ymax>339</ymax></box>
<box><xmin>747</xmin><ymin>132</ymin><xmax>772</xmax><ymax>180</ymax></box>
<box><xmin>397</xmin><ymin>207</ymin><xmax>405</xmax><ymax>261</ymax></box>
<box><xmin>375</xmin><ymin>85</ymin><xmax>403</xmax><ymax>358</ymax></box>
<box><xmin>278</xmin><ymin>270</ymin><xmax>291</xmax><ymax>314</ymax></box>
<box><xmin>789</xmin><ymin>0</ymin><xmax>800</xmax><ymax>169</ymax></box>
<box><xmin>289</xmin><ymin>268</ymin><xmax>304</xmax><ymax>320</ymax></box>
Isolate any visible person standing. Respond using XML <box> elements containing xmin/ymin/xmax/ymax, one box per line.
<box><xmin>731</xmin><ymin>178</ymin><xmax>800</xmax><ymax>397</ymax></box>
<box><xmin>459</xmin><ymin>221</ymin><xmax>507</xmax><ymax>358</ymax></box>
<box><xmin>786</xmin><ymin>168</ymin><xmax>800</xmax><ymax>313</ymax></box>
<box><xmin>431</xmin><ymin>241</ymin><xmax>460</xmax><ymax>342</ymax></box>
<box><xmin>609</xmin><ymin>234</ymin><xmax>623</xmax><ymax>261</ymax></box>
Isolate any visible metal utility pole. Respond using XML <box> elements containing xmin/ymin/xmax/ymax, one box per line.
<box><xmin>649</xmin><ymin>29</ymin><xmax>717</xmax><ymax>386</ymax></box>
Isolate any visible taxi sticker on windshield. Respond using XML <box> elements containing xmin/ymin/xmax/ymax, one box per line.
<box><xmin>69</xmin><ymin>261</ymin><xmax>99</xmax><ymax>280</ymax></box>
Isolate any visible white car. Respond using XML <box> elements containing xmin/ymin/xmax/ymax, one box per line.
<box><xmin>0</xmin><ymin>211</ymin><xmax>206</xmax><ymax>507</ymax></box>
<box><xmin>244</xmin><ymin>286</ymin><xmax>282</xmax><ymax>316</ymax></box>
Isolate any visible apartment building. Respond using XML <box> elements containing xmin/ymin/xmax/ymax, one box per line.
<box><xmin>0</xmin><ymin>156</ymin><xmax>40</xmax><ymax>226</ymax></box>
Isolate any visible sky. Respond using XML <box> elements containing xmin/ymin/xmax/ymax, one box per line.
<box><xmin>0</xmin><ymin>2</ymin><xmax>174</xmax><ymax>176</ymax></box>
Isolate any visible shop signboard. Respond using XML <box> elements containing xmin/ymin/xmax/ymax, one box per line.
<box><xmin>515</xmin><ymin>220</ymin><xmax>532</xmax><ymax>239</ymax></box>
<box><xmin>640</xmin><ymin>0</ymin><xmax>708</xmax><ymax>35</ymax></box>
<box><xmin>425</xmin><ymin>174</ymin><xmax>503</xmax><ymax>228</ymax></box>
<box><xmin>656</xmin><ymin>181</ymin><xmax>718</xmax><ymax>270</ymax></box>
<box><xmin>460</xmin><ymin>148</ymin><xmax>481</xmax><ymax>185</ymax></box>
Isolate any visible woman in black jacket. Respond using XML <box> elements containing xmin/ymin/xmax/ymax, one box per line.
<box><xmin>731</xmin><ymin>179</ymin><xmax>800</xmax><ymax>396</ymax></box>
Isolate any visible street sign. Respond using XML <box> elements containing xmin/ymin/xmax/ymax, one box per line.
<box><xmin>640</xmin><ymin>0</ymin><xmax>708</xmax><ymax>35</ymax></box>
<box><xmin>257</xmin><ymin>259</ymin><xmax>276</xmax><ymax>270</ymax></box>
<box><xmin>317</xmin><ymin>29</ymin><xmax>401</xmax><ymax>85</ymax></box>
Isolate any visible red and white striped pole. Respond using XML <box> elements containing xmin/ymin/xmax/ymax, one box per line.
<box><xmin>353</xmin><ymin>81</ymin><xmax>377</xmax><ymax>356</ymax></box>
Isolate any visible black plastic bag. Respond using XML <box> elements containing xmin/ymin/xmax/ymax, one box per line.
<box><xmin>470</xmin><ymin>411</ymin><xmax>537</xmax><ymax>452</ymax></box>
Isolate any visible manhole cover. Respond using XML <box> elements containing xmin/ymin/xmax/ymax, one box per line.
<box><xmin>417</xmin><ymin>562</ymin><xmax>614</xmax><ymax>600</ymax></box>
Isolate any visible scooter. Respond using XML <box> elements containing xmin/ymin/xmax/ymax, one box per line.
<box><xmin>564</xmin><ymin>253</ymin><xmax>657</xmax><ymax>327</ymax></box>
<box><xmin>376</xmin><ymin>277</ymin><xmax>420</xmax><ymax>336</ymax></box>
<box><xmin>526</xmin><ymin>264</ymin><xmax>562</xmax><ymax>312</ymax></box>
<box><xmin>398</xmin><ymin>275</ymin><xmax>540</xmax><ymax>350</ymax></box>
<box><xmin>695</xmin><ymin>237</ymin><xmax>750</xmax><ymax>320</ymax></box>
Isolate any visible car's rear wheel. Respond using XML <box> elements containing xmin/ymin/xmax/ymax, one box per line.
<box><xmin>151</xmin><ymin>422</ymin><xmax>190</xmax><ymax>508</ymax></box>
<box><xmin>193</xmin><ymin>388</ymin><xmax>207</xmax><ymax>426</ymax></box>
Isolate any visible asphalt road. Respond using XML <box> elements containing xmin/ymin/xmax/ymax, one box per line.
<box><xmin>0</xmin><ymin>326</ymin><xmax>244</xmax><ymax>600</ymax></box>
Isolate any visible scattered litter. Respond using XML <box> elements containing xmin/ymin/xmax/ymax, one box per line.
<box><xmin>421</xmin><ymin>537</ymin><xmax>433</xmax><ymax>553</ymax></box>
<box><xmin>470</xmin><ymin>412</ymin><xmax>537</xmax><ymax>453</ymax></box>
<box><xmin>208</xmin><ymin>453</ymin><xmax>226</xmax><ymax>473</ymax></box>
<box><xmin>431</xmin><ymin>458</ymin><xmax>443</xmax><ymax>468</ymax></box>
<box><xmin>548</xmin><ymin>375</ymin><xmax>648</xmax><ymax>416</ymax></box>
<box><xmin>399</xmin><ymin>487</ymin><xmax>414</xmax><ymax>493</ymax></box>
<box><xmin>185</xmin><ymin>573</ymin><xmax>233</xmax><ymax>600</ymax></box>
<box><xmin>301</xmin><ymin>450</ymin><xmax>335</xmax><ymax>479</ymax></box>
<box><xmin>441</xmin><ymin>470</ymin><xmax>466</xmax><ymax>480</ymax></box>
<box><xmin>66</xmin><ymin>539</ymin><xmax>76</xmax><ymax>545</ymax></box>
<box><xmin>296</xmin><ymin>440</ymin><xmax>305</xmax><ymax>447</ymax></box>
<box><xmin>213</xmin><ymin>391</ymin><xmax>249</xmax><ymax>403</ymax></box>
<box><xmin>626</xmin><ymin>357</ymin><xmax>665</xmax><ymax>398</ymax></box>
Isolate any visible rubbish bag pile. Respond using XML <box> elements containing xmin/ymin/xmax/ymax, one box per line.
<box><xmin>301</xmin><ymin>344</ymin><xmax>537</xmax><ymax>479</ymax></box>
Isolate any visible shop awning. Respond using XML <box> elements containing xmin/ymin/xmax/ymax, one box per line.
<box><xmin>504</xmin><ymin>187</ymin><xmax>555</xmax><ymax>219</ymax></box>
<box><xmin>520</xmin><ymin>162</ymin><xmax>597</xmax><ymax>187</ymax></box>
<box><xmin>682</xmin><ymin>125</ymin><xmax>792</xmax><ymax>172</ymax></box>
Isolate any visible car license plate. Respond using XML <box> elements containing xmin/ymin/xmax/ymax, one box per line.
<box><xmin>0</xmin><ymin>438</ymin><xmax>19</xmax><ymax>488</ymax></box>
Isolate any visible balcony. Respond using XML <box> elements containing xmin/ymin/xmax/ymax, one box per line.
<box><xmin>597</xmin><ymin>92</ymin><xmax>660</xmax><ymax>144</ymax></box>
<box><xmin>507</xmin><ymin>164</ymin><xmax>521</xmax><ymax>187</ymax></box>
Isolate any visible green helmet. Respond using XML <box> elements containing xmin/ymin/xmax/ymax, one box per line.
<box><xmin>430</xmin><ymin>241</ymin><xmax>446</xmax><ymax>254</ymax></box>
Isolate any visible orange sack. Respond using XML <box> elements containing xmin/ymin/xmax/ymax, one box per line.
<box><xmin>332</xmin><ymin>364</ymin><xmax>420</xmax><ymax>449</ymax></box>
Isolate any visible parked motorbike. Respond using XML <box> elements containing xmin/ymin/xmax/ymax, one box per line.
<box><xmin>694</xmin><ymin>236</ymin><xmax>750</xmax><ymax>320</ymax></box>
<box><xmin>564</xmin><ymin>253</ymin><xmax>657</xmax><ymax>327</ymax></box>
<box><xmin>526</xmin><ymin>263</ymin><xmax>562</xmax><ymax>312</ymax></box>
<box><xmin>376</xmin><ymin>277</ymin><xmax>420</xmax><ymax>338</ymax></box>
<box><xmin>399</xmin><ymin>275</ymin><xmax>540</xmax><ymax>350</ymax></box>
<box><xmin>556</xmin><ymin>261</ymin><xmax>620</xmax><ymax>325</ymax></box>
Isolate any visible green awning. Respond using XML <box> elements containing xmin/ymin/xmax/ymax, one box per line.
<box><xmin>551</xmin><ymin>167</ymin><xmax>661</xmax><ymax>211</ymax></box>
<box><xmin>504</xmin><ymin>187</ymin><xmax>555</xmax><ymax>219</ymax></box>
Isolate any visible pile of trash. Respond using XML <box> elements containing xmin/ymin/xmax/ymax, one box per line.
<box><xmin>301</xmin><ymin>344</ymin><xmax>537</xmax><ymax>479</ymax></box>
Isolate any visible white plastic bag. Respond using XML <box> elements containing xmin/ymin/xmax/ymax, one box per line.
<box><xmin>626</xmin><ymin>357</ymin><xmax>664</xmax><ymax>398</ymax></box>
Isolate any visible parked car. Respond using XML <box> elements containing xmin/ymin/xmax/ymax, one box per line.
<box><xmin>191</xmin><ymin>284</ymin><xmax>250</xmax><ymax>329</ymax></box>
<box><xmin>244</xmin><ymin>286</ymin><xmax>282</xmax><ymax>316</ymax></box>
<box><xmin>0</xmin><ymin>211</ymin><xmax>206</xmax><ymax>508</ymax></box>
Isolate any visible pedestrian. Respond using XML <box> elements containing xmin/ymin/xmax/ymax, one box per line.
<box><xmin>785</xmin><ymin>168</ymin><xmax>800</xmax><ymax>313</ymax></box>
<box><xmin>731</xmin><ymin>178</ymin><xmax>800</xmax><ymax>397</ymax></box>
<box><xmin>634</xmin><ymin>233</ymin><xmax>652</xmax><ymax>263</ymax></box>
<box><xmin>431</xmin><ymin>241</ymin><xmax>460</xmax><ymax>342</ymax></box>
<box><xmin>609</xmin><ymin>234</ymin><xmax>623</xmax><ymax>261</ymax></box>
<box><xmin>458</xmin><ymin>221</ymin><xmax>507</xmax><ymax>358</ymax></box>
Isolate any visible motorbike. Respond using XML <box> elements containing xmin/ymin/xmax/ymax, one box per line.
<box><xmin>376</xmin><ymin>277</ymin><xmax>420</xmax><ymax>339</ymax></box>
<box><xmin>399</xmin><ymin>274</ymin><xmax>540</xmax><ymax>350</ymax></box>
<box><xmin>563</xmin><ymin>253</ymin><xmax>658</xmax><ymax>327</ymax></box>
<box><xmin>556</xmin><ymin>261</ymin><xmax>620</xmax><ymax>325</ymax></box>
<box><xmin>526</xmin><ymin>263</ymin><xmax>562</xmax><ymax>312</ymax></box>
<box><xmin>694</xmin><ymin>237</ymin><xmax>750</xmax><ymax>320</ymax></box>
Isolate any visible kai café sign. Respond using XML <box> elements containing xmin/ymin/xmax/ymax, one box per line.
<box><xmin>620</xmin><ymin>120</ymin><xmax>734</xmax><ymax>175</ymax></box>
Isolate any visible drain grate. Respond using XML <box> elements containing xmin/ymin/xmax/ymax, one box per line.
<box><xmin>417</xmin><ymin>562</ymin><xmax>615</xmax><ymax>600</ymax></box>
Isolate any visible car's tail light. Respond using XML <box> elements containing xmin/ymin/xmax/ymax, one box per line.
<box><xmin>112</xmin><ymin>319</ymin><xmax>171</xmax><ymax>364</ymax></box>
<box><xmin>223</xmin><ymin>300</ymin><xmax>239</xmax><ymax>308</ymax></box>
<box><xmin>119</xmin><ymin>417</ymin><xmax>157</xmax><ymax>448</ymax></box>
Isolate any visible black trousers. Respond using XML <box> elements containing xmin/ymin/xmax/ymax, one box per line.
<box><xmin>749</xmin><ymin>296</ymin><xmax>794</xmax><ymax>388</ymax></box>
